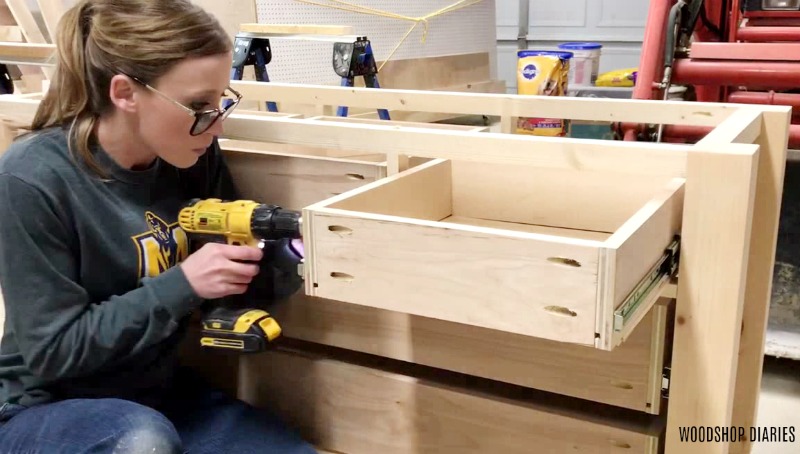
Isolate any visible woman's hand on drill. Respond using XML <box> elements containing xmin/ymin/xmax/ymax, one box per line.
<box><xmin>180</xmin><ymin>243</ymin><xmax>263</xmax><ymax>299</ymax></box>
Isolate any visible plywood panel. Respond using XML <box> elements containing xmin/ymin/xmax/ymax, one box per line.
<box><xmin>267</xmin><ymin>296</ymin><xmax>670</xmax><ymax>414</ymax></box>
<box><xmin>222</xmin><ymin>145</ymin><xmax>386</xmax><ymax>210</ymax></box>
<box><xmin>374</xmin><ymin>53</ymin><xmax>491</xmax><ymax>90</ymax></box>
<box><xmin>240</xmin><ymin>344</ymin><xmax>664</xmax><ymax>453</ymax></box>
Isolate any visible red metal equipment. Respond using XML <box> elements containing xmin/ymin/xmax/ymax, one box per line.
<box><xmin>625</xmin><ymin>0</ymin><xmax>800</xmax><ymax>147</ymax></box>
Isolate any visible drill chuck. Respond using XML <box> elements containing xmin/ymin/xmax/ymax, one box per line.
<box><xmin>251</xmin><ymin>204</ymin><xmax>302</xmax><ymax>240</ymax></box>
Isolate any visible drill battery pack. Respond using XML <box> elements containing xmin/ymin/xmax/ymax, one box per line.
<box><xmin>200</xmin><ymin>307</ymin><xmax>281</xmax><ymax>353</ymax></box>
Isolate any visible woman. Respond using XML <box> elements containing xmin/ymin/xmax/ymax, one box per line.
<box><xmin>0</xmin><ymin>1</ymin><xmax>316</xmax><ymax>452</ymax></box>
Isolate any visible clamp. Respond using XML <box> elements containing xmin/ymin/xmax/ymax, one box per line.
<box><xmin>230</xmin><ymin>33</ymin><xmax>278</xmax><ymax>112</ymax></box>
<box><xmin>332</xmin><ymin>37</ymin><xmax>390</xmax><ymax>120</ymax></box>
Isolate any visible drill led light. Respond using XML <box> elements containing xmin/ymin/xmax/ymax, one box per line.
<box><xmin>762</xmin><ymin>0</ymin><xmax>800</xmax><ymax>10</ymax></box>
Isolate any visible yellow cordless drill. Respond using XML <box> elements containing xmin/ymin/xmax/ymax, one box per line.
<box><xmin>178</xmin><ymin>198</ymin><xmax>303</xmax><ymax>353</ymax></box>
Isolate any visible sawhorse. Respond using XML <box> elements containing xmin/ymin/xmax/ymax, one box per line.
<box><xmin>230</xmin><ymin>33</ymin><xmax>278</xmax><ymax>112</ymax></box>
<box><xmin>333</xmin><ymin>37</ymin><xmax>390</xmax><ymax>120</ymax></box>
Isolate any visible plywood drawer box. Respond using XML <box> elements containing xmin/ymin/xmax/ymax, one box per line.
<box><xmin>302</xmin><ymin>157</ymin><xmax>685</xmax><ymax>350</ymax></box>
<box><xmin>239</xmin><ymin>344</ymin><xmax>665</xmax><ymax>454</ymax></box>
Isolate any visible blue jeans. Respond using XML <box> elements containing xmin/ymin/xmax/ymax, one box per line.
<box><xmin>0</xmin><ymin>382</ymin><xmax>317</xmax><ymax>453</ymax></box>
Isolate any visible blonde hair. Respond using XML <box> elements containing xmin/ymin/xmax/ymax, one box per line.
<box><xmin>31</xmin><ymin>0</ymin><xmax>231</xmax><ymax>175</ymax></box>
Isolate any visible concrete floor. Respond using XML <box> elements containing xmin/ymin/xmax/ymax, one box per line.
<box><xmin>753</xmin><ymin>357</ymin><xmax>800</xmax><ymax>454</ymax></box>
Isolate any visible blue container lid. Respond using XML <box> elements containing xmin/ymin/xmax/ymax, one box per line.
<box><xmin>557</xmin><ymin>42</ymin><xmax>602</xmax><ymax>50</ymax></box>
<box><xmin>518</xmin><ymin>50</ymin><xmax>574</xmax><ymax>59</ymax></box>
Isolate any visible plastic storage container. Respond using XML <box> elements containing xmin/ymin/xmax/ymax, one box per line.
<box><xmin>558</xmin><ymin>42</ymin><xmax>602</xmax><ymax>87</ymax></box>
<box><xmin>516</xmin><ymin>50</ymin><xmax>573</xmax><ymax>137</ymax></box>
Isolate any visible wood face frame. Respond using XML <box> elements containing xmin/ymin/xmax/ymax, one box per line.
<box><xmin>0</xmin><ymin>84</ymin><xmax>790</xmax><ymax>454</ymax></box>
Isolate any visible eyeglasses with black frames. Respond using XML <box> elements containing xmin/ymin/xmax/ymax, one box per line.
<box><xmin>125</xmin><ymin>74</ymin><xmax>242</xmax><ymax>136</ymax></box>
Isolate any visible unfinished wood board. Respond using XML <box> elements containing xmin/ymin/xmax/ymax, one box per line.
<box><xmin>603</xmin><ymin>178</ymin><xmax>685</xmax><ymax>349</ymax></box>
<box><xmin>303</xmin><ymin>158</ymin><xmax>684</xmax><ymax>349</ymax></box>
<box><xmin>229</xmin><ymin>81</ymin><xmax>744</xmax><ymax>127</ymax></box>
<box><xmin>0</xmin><ymin>96</ymin><xmax>38</xmax><ymax>122</ymax></box>
<box><xmin>221</xmin><ymin>142</ymin><xmax>386</xmax><ymax>210</ymax></box>
<box><xmin>35</xmin><ymin>0</ymin><xmax>65</xmax><ymax>43</ymax></box>
<box><xmin>0</xmin><ymin>3</ymin><xmax>42</xmax><ymax>78</ymax></box>
<box><xmin>347</xmin><ymin>80</ymin><xmax>507</xmax><ymax>122</ymax></box>
<box><xmin>665</xmin><ymin>146</ymin><xmax>760</xmax><ymax>454</ymax></box>
<box><xmin>234</xmin><ymin>110</ymin><xmax>302</xmax><ymax>118</ymax></box>
<box><xmin>448</xmin><ymin>159</ymin><xmax>677</xmax><ymax>233</ymax></box>
<box><xmin>219</xmin><ymin>139</ymin><xmax>387</xmax><ymax>162</ymax></box>
<box><xmin>239</xmin><ymin>23</ymin><xmax>354</xmax><ymax>35</ymax></box>
<box><xmin>5</xmin><ymin>0</ymin><xmax>52</xmax><ymax>78</ymax></box>
<box><xmin>222</xmin><ymin>114</ymin><xmax>692</xmax><ymax>179</ymax></box>
<box><xmin>263</xmin><ymin>296</ymin><xmax>672</xmax><ymax>414</ymax></box>
<box><xmin>442</xmin><ymin>215</ymin><xmax>611</xmax><ymax>241</ymax></box>
<box><xmin>0</xmin><ymin>25</ymin><xmax>21</xmax><ymax>41</ymax></box>
<box><xmin>305</xmin><ymin>115</ymin><xmax>488</xmax><ymax>132</ymax></box>
<box><xmin>0</xmin><ymin>42</ymin><xmax>55</xmax><ymax>65</ymax></box>
<box><xmin>729</xmin><ymin>110</ymin><xmax>790</xmax><ymax>453</ymax></box>
<box><xmin>6</xmin><ymin>0</ymin><xmax>46</xmax><ymax>44</ymax></box>
<box><xmin>371</xmin><ymin>53</ymin><xmax>491</xmax><ymax>90</ymax></box>
<box><xmin>720</xmin><ymin>111</ymin><xmax>790</xmax><ymax>452</ymax></box>
<box><xmin>239</xmin><ymin>345</ymin><xmax>664</xmax><ymax>454</ymax></box>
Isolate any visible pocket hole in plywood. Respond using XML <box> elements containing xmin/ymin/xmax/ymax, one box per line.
<box><xmin>328</xmin><ymin>225</ymin><xmax>353</xmax><ymax>235</ymax></box>
<box><xmin>544</xmin><ymin>306</ymin><xmax>577</xmax><ymax>317</ymax></box>
<box><xmin>610</xmin><ymin>381</ymin><xmax>634</xmax><ymax>390</ymax></box>
<box><xmin>330</xmin><ymin>272</ymin><xmax>354</xmax><ymax>282</ymax></box>
<box><xmin>609</xmin><ymin>440</ymin><xmax>632</xmax><ymax>449</ymax></box>
<box><xmin>345</xmin><ymin>173</ymin><xmax>365</xmax><ymax>180</ymax></box>
<box><xmin>547</xmin><ymin>257</ymin><xmax>581</xmax><ymax>267</ymax></box>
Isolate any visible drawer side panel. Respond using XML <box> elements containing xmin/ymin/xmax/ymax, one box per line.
<box><xmin>224</xmin><ymin>151</ymin><xmax>385</xmax><ymax>210</ymax></box>
<box><xmin>610</xmin><ymin>179</ymin><xmax>686</xmax><ymax>311</ymax></box>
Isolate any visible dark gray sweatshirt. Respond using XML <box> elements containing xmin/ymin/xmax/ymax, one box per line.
<box><xmin>0</xmin><ymin>126</ymin><xmax>236</xmax><ymax>408</ymax></box>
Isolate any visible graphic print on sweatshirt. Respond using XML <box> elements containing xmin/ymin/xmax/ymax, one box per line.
<box><xmin>132</xmin><ymin>211</ymin><xmax>189</xmax><ymax>281</ymax></box>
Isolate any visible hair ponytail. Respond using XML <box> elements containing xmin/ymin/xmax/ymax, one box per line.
<box><xmin>28</xmin><ymin>0</ymin><xmax>231</xmax><ymax>177</ymax></box>
<box><xmin>30</xmin><ymin>1</ymin><xmax>103</xmax><ymax>175</ymax></box>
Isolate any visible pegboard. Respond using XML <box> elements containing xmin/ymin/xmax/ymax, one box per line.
<box><xmin>254</xmin><ymin>0</ymin><xmax>496</xmax><ymax>85</ymax></box>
